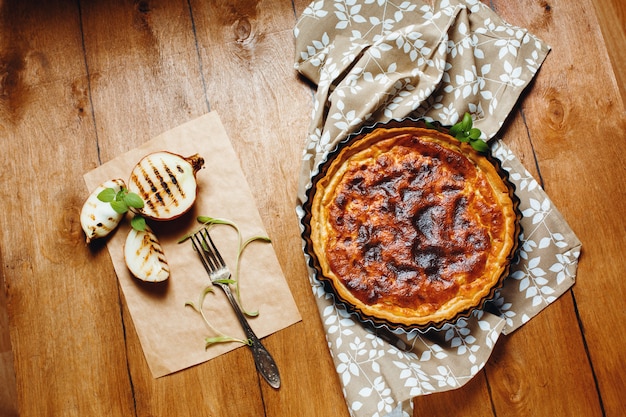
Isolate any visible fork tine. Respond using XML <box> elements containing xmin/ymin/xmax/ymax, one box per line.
<box><xmin>191</xmin><ymin>233</ymin><xmax>213</xmax><ymax>273</ymax></box>
<box><xmin>198</xmin><ymin>229</ymin><xmax>217</xmax><ymax>270</ymax></box>
<box><xmin>192</xmin><ymin>228</ymin><xmax>227</xmax><ymax>272</ymax></box>
<box><xmin>200</xmin><ymin>228</ymin><xmax>226</xmax><ymax>269</ymax></box>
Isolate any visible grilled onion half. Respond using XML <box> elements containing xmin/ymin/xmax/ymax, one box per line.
<box><xmin>128</xmin><ymin>151</ymin><xmax>205</xmax><ymax>221</ymax></box>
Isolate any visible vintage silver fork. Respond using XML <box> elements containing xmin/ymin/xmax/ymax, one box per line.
<box><xmin>191</xmin><ymin>227</ymin><xmax>281</xmax><ymax>389</ymax></box>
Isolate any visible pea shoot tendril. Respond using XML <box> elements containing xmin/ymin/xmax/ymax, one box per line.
<box><xmin>180</xmin><ymin>216</ymin><xmax>271</xmax><ymax>349</ymax></box>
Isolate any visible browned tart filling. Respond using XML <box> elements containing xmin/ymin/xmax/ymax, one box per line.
<box><xmin>309</xmin><ymin>126</ymin><xmax>519</xmax><ymax>328</ymax></box>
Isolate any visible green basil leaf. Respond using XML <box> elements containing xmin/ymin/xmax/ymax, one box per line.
<box><xmin>469</xmin><ymin>128</ymin><xmax>481</xmax><ymax>140</ymax></box>
<box><xmin>470</xmin><ymin>139</ymin><xmax>490</xmax><ymax>153</ymax></box>
<box><xmin>456</xmin><ymin>133</ymin><xmax>470</xmax><ymax>142</ymax></box>
<box><xmin>130</xmin><ymin>215</ymin><xmax>146</xmax><ymax>231</ymax></box>
<box><xmin>461</xmin><ymin>112</ymin><xmax>473</xmax><ymax>131</ymax></box>
<box><xmin>449</xmin><ymin>123</ymin><xmax>462</xmax><ymax>135</ymax></box>
<box><xmin>97</xmin><ymin>188</ymin><xmax>116</xmax><ymax>202</ymax></box>
<box><xmin>124</xmin><ymin>192</ymin><xmax>145</xmax><ymax>209</ymax></box>
<box><xmin>110</xmin><ymin>200</ymin><xmax>129</xmax><ymax>214</ymax></box>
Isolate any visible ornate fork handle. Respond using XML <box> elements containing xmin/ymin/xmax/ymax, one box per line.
<box><xmin>215</xmin><ymin>282</ymin><xmax>281</xmax><ymax>389</ymax></box>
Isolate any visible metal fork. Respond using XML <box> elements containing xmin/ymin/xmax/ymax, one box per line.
<box><xmin>191</xmin><ymin>227</ymin><xmax>281</xmax><ymax>389</ymax></box>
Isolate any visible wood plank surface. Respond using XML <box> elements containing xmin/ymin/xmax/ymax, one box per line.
<box><xmin>0</xmin><ymin>271</ymin><xmax>16</xmax><ymax>416</ymax></box>
<box><xmin>0</xmin><ymin>0</ymin><xmax>624</xmax><ymax>416</ymax></box>
<box><xmin>593</xmin><ymin>0</ymin><xmax>626</xmax><ymax>105</ymax></box>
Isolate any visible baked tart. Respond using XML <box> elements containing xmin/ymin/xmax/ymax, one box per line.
<box><xmin>303</xmin><ymin>120</ymin><xmax>521</xmax><ymax>330</ymax></box>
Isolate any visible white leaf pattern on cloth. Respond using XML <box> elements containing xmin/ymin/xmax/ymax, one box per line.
<box><xmin>294</xmin><ymin>1</ymin><xmax>581</xmax><ymax>416</ymax></box>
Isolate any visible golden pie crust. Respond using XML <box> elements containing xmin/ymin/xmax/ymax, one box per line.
<box><xmin>308</xmin><ymin>124</ymin><xmax>520</xmax><ymax>329</ymax></box>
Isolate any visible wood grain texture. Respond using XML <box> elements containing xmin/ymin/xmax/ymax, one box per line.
<box><xmin>592</xmin><ymin>0</ymin><xmax>626</xmax><ymax>105</ymax></box>
<box><xmin>0</xmin><ymin>271</ymin><xmax>17</xmax><ymax>416</ymax></box>
<box><xmin>413</xmin><ymin>373</ymin><xmax>494</xmax><ymax>417</ymax></box>
<box><xmin>0</xmin><ymin>0</ymin><xmax>624</xmax><ymax>416</ymax></box>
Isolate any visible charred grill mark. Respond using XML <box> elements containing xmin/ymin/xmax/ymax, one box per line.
<box><xmin>135</xmin><ymin>158</ymin><xmax>182</xmax><ymax>215</ymax></box>
<box><xmin>128</xmin><ymin>153</ymin><xmax>199</xmax><ymax>219</ymax></box>
<box><xmin>164</xmin><ymin>163</ymin><xmax>185</xmax><ymax>199</ymax></box>
<box><xmin>152</xmin><ymin>165</ymin><xmax>172</xmax><ymax>204</ymax></box>
<box><xmin>130</xmin><ymin>169</ymin><xmax>157</xmax><ymax>212</ymax></box>
<box><xmin>138</xmin><ymin>235</ymin><xmax>168</xmax><ymax>269</ymax></box>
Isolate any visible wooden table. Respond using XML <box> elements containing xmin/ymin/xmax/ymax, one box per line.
<box><xmin>1</xmin><ymin>1</ymin><xmax>624</xmax><ymax>416</ymax></box>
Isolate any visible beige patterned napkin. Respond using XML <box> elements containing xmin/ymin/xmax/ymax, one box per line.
<box><xmin>294</xmin><ymin>1</ymin><xmax>581</xmax><ymax>416</ymax></box>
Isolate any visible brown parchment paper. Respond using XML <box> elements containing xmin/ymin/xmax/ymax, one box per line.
<box><xmin>84</xmin><ymin>112</ymin><xmax>301</xmax><ymax>378</ymax></box>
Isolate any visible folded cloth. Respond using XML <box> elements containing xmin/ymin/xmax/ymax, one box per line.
<box><xmin>294</xmin><ymin>1</ymin><xmax>581</xmax><ymax>416</ymax></box>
